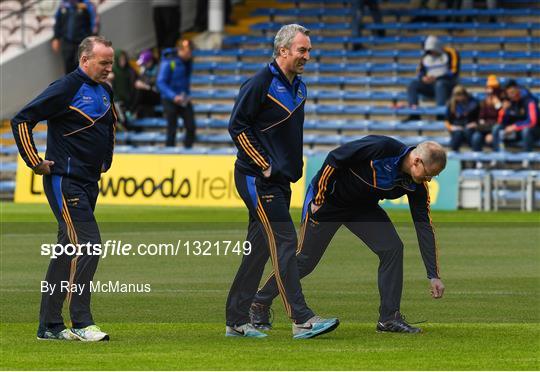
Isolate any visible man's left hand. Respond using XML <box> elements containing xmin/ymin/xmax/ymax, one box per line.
<box><xmin>430</xmin><ymin>278</ymin><xmax>445</xmax><ymax>299</ymax></box>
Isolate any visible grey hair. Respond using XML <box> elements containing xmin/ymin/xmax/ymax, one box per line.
<box><xmin>272</xmin><ymin>24</ymin><xmax>310</xmax><ymax>59</ymax></box>
<box><xmin>78</xmin><ymin>36</ymin><xmax>113</xmax><ymax>60</ymax></box>
<box><xmin>415</xmin><ymin>141</ymin><xmax>447</xmax><ymax>169</ymax></box>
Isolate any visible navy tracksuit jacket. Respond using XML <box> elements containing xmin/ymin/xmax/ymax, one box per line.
<box><xmin>11</xmin><ymin>67</ymin><xmax>116</xmax><ymax>333</ymax></box>
<box><xmin>254</xmin><ymin>135</ymin><xmax>441</xmax><ymax>321</ymax></box>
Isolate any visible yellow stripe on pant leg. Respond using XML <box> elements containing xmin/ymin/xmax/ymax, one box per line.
<box><xmin>256</xmin><ymin>201</ymin><xmax>292</xmax><ymax>318</ymax></box>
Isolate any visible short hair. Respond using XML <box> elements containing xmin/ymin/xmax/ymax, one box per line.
<box><xmin>78</xmin><ymin>36</ymin><xmax>113</xmax><ymax>60</ymax></box>
<box><xmin>415</xmin><ymin>141</ymin><xmax>447</xmax><ymax>170</ymax></box>
<box><xmin>272</xmin><ymin>24</ymin><xmax>310</xmax><ymax>59</ymax></box>
<box><xmin>504</xmin><ymin>79</ymin><xmax>519</xmax><ymax>90</ymax></box>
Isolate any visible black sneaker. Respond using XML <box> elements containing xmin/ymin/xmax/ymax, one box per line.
<box><xmin>249</xmin><ymin>303</ymin><xmax>273</xmax><ymax>330</ymax></box>
<box><xmin>376</xmin><ymin>311</ymin><xmax>422</xmax><ymax>333</ymax></box>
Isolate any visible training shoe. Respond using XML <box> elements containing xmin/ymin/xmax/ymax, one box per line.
<box><xmin>292</xmin><ymin>315</ymin><xmax>339</xmax><ymax>339</ymax></box>
<box><xmin>71</xmin><ymin>325</ymin><xmax>110</xmax><ymax>341</ymax></box>
<box><xmin>376</xmin><ymin>311</ymin><xmax>422</xmax><ymax>333</ymax></box>
<box><xmin>249</xmin><ymin>303</ymin><xmax>273</xmax><ymax>330</ymax></box>
<box><xmin>37</xmin><ymin>328</ymin><xmax>79</xmax><ymax>341</ymax></box>
<box><xmin>225</xmin><ymin>323</ymin><xmax>268</xmax><ymax>338</ymax></box>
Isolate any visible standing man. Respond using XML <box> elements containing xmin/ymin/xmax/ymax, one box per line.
<box><xmin>225</xmin><ymin>24</ymin><xmax>339</xmax><ymax>339</ymax></box>
<box><xmin>52</xmin><ymin>0</ymin><xmax>99</xmax><ymax>74</ymax></box>
<box><xmin>250</xmin><ymin>136</ymin><xmax>446</xmax><ymax>333</ymax></box>
<box><xmin>11</xmin><ymin>36</ymin><xmax>116</xmax><ymax>341</ymax></box>
<box><xmin>157</xmin><ymin>40</ymin><xmax>196</xmax><ymax>148</ymax></box>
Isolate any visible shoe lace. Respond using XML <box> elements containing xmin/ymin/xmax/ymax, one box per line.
<box><xmin>85</xmin><ymin>325</ymin><xmax>102</xmax><ymax>332</ymax></box>
<box><xmin>395</xmin><ymin>313</ymin><xmax>426</xmax><ymax>327</ymax></box>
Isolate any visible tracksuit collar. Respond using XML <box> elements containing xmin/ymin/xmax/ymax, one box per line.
<box><xmin>269</xmin><ymin>60</ymin><xmax>302</xmax><ymax>90</ymax></box>
<box><xmin>75</xmin><ymin>67</ymin><xmax>99</xmax><ymax>86</ymax></box>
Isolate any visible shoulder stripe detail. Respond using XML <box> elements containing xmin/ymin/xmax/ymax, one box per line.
<box><xmin>266</xmin><ymin>94</ymin><xmax>292</xmax><ymax>114</ymax></box>
<box><xmin>68</xmin><ymin>105</ymin><xmax>94</xmax><ymax>123</ymax></box>
<box><xmin>260</xmin><ymin>98</ymin><xmax>306</xmax><ymax>133</ymax></box>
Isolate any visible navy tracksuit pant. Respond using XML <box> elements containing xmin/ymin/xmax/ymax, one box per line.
<box><xmin>253</xmin><ymin>184</ymin><xmax>404</xmax><ymax>322</ymax></box>
<box><xmin>39</xmin><ymin>175</ymin><xmax>101</xmax><ymax>333</ymax></box>
<box><xmin>225</xmin><ymin>168</ymin><xmax>315</xmax><ymax>326</ymax></box>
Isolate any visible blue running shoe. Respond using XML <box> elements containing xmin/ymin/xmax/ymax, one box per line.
<box><xmin>225</xmin><ymin>323</ymin><xmax>268</xmax><ymax>338</ymax></box>
<box><xmin>292</xmin><ymin>315</ymin><xmax>339</xmax><ymax>339</ymax></box>
<box><xmin>37</xmin><ymin>328</ymin><xmax>78</xmax><ymax>341</ymax></box>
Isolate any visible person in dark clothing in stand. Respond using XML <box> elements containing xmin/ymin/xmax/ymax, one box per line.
<box><xmin>156</xmin><ymin>40</ymin><xmax>196</xmax><ymax>148</ymax></box>
<box><xmin>445</xmin><ymin>85</ymin><xmax>480</xmax><ymax>152</ymax></box>
<box><xmin>250</xmin><ymin>136</ymin><xmax>446</xmax><ymax>334</ymax></box>
<box><xmin>11</xmin><ymin>36</ymin><xmax>116</xmax><ymax>342</ymax></box>
<box><xmin>51</xmin><ymin>0</ymin><xmax>98</xmax><ymax>74</ymax></box>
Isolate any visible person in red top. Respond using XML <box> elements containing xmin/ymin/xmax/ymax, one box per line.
<box><xmin>492</xmin><ymin>80</ymin><xmax>539</xmax><ymax>152</ymax></box>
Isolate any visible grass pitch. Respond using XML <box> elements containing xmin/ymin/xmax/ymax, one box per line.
<box><xmin>1</xmin><ymin>202</ymin><xmax>539</xmax><ymax>370</ymax></box>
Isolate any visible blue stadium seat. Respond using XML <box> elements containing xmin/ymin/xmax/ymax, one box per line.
<box><xmin>0</xmin><ymin>181</ymin><xmax>16</xmax><ymax>193</ymax></box>
<box><xmin>0</xmin><ymin>162</ymin><xmax>17</xmax><ymax>172</ymax></box>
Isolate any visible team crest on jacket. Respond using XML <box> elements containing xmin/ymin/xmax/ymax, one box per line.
<box><xmin>297</xmin><ymin>89</ymin><xmax>304</xmax><ymax>99</ymax></box>
<box><xmin>102</xmin><ymin>95</ymin><xmax>108</xmax><ymax>105</ymax></box>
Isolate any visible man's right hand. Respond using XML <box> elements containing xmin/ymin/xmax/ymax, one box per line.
<box><xmin>51</xmin><ymin>39</ymin><xmax>60</xmax><ymax>53</ymax></box>
<box><xmin>33</xmin><ymin>160</ymin><xmax>54</xmax><ymax>175</ymax></box>
<box><xmin>262</xmin><ymin>165</ymin><xmax>272</xmax><ymax>178</ymax></box>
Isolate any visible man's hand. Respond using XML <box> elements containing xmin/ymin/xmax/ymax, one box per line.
<box><xmin>33</xmin><ymin>160</ymin><xmax>54</xmax><ymax>175</ymax></box>
<box><xmin>466</xmin><ymin>122</ymin><xmax>478</xmax><ymax>129</ymax></box>
<box><xmin>262</xmin><ymin>165</ymin><xmax>272</xmax><ymax>178</ymax></box>
<box><xmin>51</xmin><ymin>38</ymin><xmax>60</xmax><ymax>53</ymax></box>
<box><xmin>504</xmin><ymin>125</ymin><xmax>516</xmax><ymax>134</ymax></box>
<box><xmin>310</xmin><ymin>202</ymin><xmax>321</xmax><ymax>214</ymax></box>
<box><xmin>430</xmin><ymin>278</ymin><xmax>445</xmax><ymax>299</ymax></box>
<box><xmin>422</xmin><ymin>75</ymin><xmax>435</xmax><ymax>84</ymax></box>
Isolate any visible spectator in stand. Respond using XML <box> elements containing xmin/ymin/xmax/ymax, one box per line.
<box><xmin>476</xmin><ymin>75</ymin><xmax>504</xmax><ymax>150</ymax></box>
<box><xmin>492</xmin><ymin>80</ymin><xmax>540</xmax><ymax>152</ymax></box>
<box><xmin>193</xmin><ymin>0</ymin><xmax>234</xmax><ymax>32</ymax></box>
<box><xmin>111</xmin><ymin>50</ymin><xmax>136</xmax><ymax>115</ymax></box>
<box><xmin>445</xmin><ymin>85</ymin><xmax>479</xmax><ymax>152</ymax></box>
<box><xmin>156</xmin><ymin>40</ymin><xmax>196</xmax><ymax>148</ymax></box>
<box><xmin>152</xmin><ymin>0</ymin><xmax>181</xmax><ymax>51</ymax></box>
<box><xmin>403</xmin><ymin>35</ymin><xmax>460</xmax><ymax>122</ymax></box>
<box><xmin>129</xmin><ymin>49</ymin><xmax>161</xmax><ymax>119</ymax></box>
<box><xmin>351</xmin><ymin>0</ymin><xmax>385</xmax><ymax>50</ymax></box>
<box><xmin>52</xmin><ymin>0</ymin><xmax>99</xmax><ymax>74</ymax></box>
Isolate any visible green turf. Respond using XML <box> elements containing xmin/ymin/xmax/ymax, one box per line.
<box><xmin>1</xmin><ymin>202</ymin><xmax>539</xmax><ymax>370</ymax></box>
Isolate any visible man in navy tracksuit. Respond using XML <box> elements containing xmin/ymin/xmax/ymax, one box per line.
<box><xmin>11</xmin><ymin>36</ymin><xmax>115</xmax><ymax>341</ymax></box>
<box><xmin>156</xmin><ymin>40</ymin><xmax>196</xmax><ymax>148</ymax></box>
<box><xmin>251</xmin><ymin>136</ymin><xmax>447</xmax><ymax>333</ymax></box>
<box><xmin>225</xmin><ymin>24</ymin><xmax>339</xmax><ymax>339</ymax></box>
<box><xmin>52</xmin><ymin>0</ymin><xmax>98</xmax><ymax>74</ymax></box>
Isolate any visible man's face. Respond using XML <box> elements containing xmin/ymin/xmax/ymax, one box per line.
<box><xmin>506</xmin><ymin>86</ymin><xmax>520</xmax><ymax>102</ymax></box>
<box><xmin>280</xmin><ymin>32</ymin><xmax>311</xmax><ymax>75</ymax></box>
<box><xmin>410</xmin><ymin>157</ymin><xmax>443</xmax><ymax>184</ymax></box>
<box><xmin>81</xmin><ymin>43</ymin><xmax>114</xmax><ymax>83</ymax></box>
<box><xmin>178</xmin><ymin>46</ymin><xmax>192</xmax><ymax>61</ymax></box>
